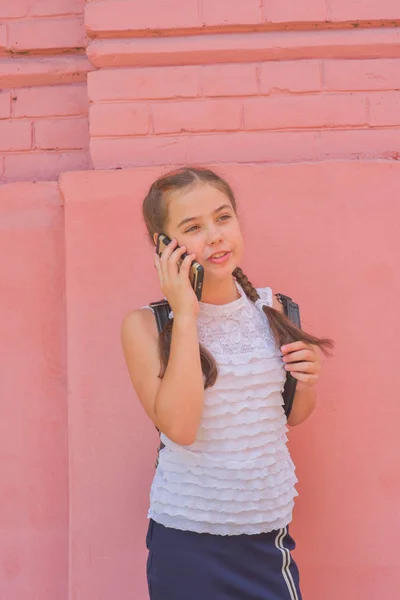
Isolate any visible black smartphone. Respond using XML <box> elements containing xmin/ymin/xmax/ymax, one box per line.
<box><xmin>156</xmin><ymin>234</ymin><xmax>204</xmax><ymax>301</ymax></box>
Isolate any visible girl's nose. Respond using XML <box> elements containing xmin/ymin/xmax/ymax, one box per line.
<box><xmin>208</xmin><ymin>229</ymin><xmax>223</xmax><ymax>245</ymax></box>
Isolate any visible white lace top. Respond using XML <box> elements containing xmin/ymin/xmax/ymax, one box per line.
<box><xmin>146</xmin><ymin>282</ymin><xmax>298</xmax><ymax>536</ymax></box>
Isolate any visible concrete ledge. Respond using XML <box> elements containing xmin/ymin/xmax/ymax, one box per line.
<box><xmin>0</xmin><ymin>56</ymin><xmax>92</xmax><ymax>88</ymax></box>
<box><xmin>87</xmin><ymin>27</ymin><xmax>400</xmax><ymax>68</ymax></box>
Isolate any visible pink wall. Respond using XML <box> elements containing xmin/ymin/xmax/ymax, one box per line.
<box><xmin>59</xmin><ymin>162</ymin><xmax>400</xmax><ymax>600</ymax></box>
<box><xmin>0</xmin><ymin>0</ymin><xmax>91</xmax><ymax>182</ymax></box>
<box><xmin>0</xmin><ymin>183</ymin><xmax>68</xmax><ymax>598</ymax></box>
<box><xmin>1</xmin><ymin>1</ymin><xmax>400</xmax><ymax>599</ymax></box>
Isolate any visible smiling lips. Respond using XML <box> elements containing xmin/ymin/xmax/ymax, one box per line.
<box><xmin>208</xmin><ymin>251</ymin><xmax>232</xmax><ymax>264</ymax></box>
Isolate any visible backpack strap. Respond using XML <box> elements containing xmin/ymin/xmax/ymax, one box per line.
<box><xmin>149</xmin><ymin>293</ymin><xmax>301</xmax><ymax>467</ymax></box>
<box><xmin>149</xmin><ymin>300</ymin><xmax>171</xmax><ymax>467</ymax></box>
<box><xmin>274</xmin><ymin>293</ymin><xmax>301</xmax><ymax>419</ymax></box>
<box><xmin>149</xmin><ymin>299</ymin><xmax>171</xmax><ymax>334</ymax></box>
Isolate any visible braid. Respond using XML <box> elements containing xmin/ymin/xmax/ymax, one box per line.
<box><xmin>233</xmin><ymin>267</ymin><xmax>334</xmax><ymax>357</ymax></box>
<box><xmin>158</xmin><ymin>317</ymin><xmax>219</xmax><ymax>389</ymax></box>
<box><xmin>232</xmin><ymin>267</ymin><xmax>260</xmax><ymax>303</ymax></box>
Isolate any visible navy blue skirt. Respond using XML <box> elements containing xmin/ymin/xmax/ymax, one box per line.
<box><xmin>146</xmin><ymin>519</ymin><xmax>302</xmax><ymax>600</ymax></box>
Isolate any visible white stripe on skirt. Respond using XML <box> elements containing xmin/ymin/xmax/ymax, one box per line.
<box><xmin>274</xmin><ymin>527</ymin><xmax>299</xmax><ymax>600</ymax></box>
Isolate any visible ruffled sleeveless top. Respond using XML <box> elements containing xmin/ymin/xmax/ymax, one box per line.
<box><xmin>147</xmin><ymin>282</ymin><xmax>298</xmax><ymax>536</ymax></box>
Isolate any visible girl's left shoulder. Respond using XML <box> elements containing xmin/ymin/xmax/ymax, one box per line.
<box><xmin>256</xmin><ymin>286</ymin><xmax>284</xmax><ymax>314</ymax></box>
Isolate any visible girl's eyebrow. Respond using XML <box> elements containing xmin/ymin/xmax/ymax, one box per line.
<box><xmin>177</xmin><ymin>204</ymin><xmax>232</xmax><ymax>229</ymax></box>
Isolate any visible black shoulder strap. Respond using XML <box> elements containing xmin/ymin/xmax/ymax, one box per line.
<box><xmin>275</xmin><ymin>293</ymin><xmax>301</xmax><ymax>419</ymax></box>
<box><xmin>149</xmin><ymin>300</ymin><xmax>170</xmax><ymax>468</ymax></box>
<box><xmin>149</xmin><ymin>299</ymin><xmax>171</xmax><ymax>334</ymax></box>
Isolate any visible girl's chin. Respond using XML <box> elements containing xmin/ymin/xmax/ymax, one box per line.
<box><xmin>204</xmin><ymin>261</ymin><xmax>238</xmax><ymax>278</ymax></box>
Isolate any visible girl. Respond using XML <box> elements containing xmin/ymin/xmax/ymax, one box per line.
<box><xmin>121</xmin><ymin>167</ymin><xmax>333</xmax><ymax>600</ymax></box>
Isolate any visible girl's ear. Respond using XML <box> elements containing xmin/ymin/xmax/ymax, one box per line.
<box><xmin>153</xmin><ymin>233</ymin><xmax>159</xmax><ymax>246</ymax></box>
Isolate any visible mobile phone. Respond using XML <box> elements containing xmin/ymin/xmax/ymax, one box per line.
<box><xmin>156</xmin><ymin>234</ymin><xmax>204</xmax><ymax>301</ymax></box>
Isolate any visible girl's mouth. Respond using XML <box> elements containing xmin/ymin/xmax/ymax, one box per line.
<box><xmin>208</xmin><ymin>251</ymin><xmax>232</xmax><ymax>264</ymax></box>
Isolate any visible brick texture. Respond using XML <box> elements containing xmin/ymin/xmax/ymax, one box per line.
<box><xmin>0</xmin><ymin>1</ymin><xmax>89</xmax><ymax>184</ymax></box>
<box><xmin>91</xmin><ymin>128</ymin><xmax>399</xmax><ymax>170</ymax></box>
<box><xmin>152</xmin><ymin>100</ymin><xmax>242</xmax><ymax>134</ymax></box>
<box><xmin>0</xmin><ymin>23</ymin><xmax>7</xmax><ymax>48</ymax></box>
<box><xmin>86</xmin><ymin>55</ymin><xmax>400</xmax><ymax>171</ymax></box>
<box><xmin>88</xmin><ymin>67</ymin><xmax>200</xmax><ymax>102</ymax></box>
<box><xmin>0</xmin><ymin>0</ymin><xmax>84</xmax><ymax>18</ymax></box>
<box><xmin>0</xmin><ymin>120</ymin><xmax>32</xmax><ymax>152</ymax></box>
<box><xmin>200</xmin><ymin>64</ymin><xmax>259</xmax><ymax>97</ymax></box>
<box><xmin>12</xmin><ymin>85</ymin><xmax>88</xmax><ymax>118</ymax></box>
<box><xmin>244</xmin><ymin>94</ymin><xmax>367</xmax><ymax>130</ymax></box>
<box><xmin>7</xmin><ymin>17</ymin><xmax>85</xmax><ymax>52</ymax></box>
<box><xmin>328</xmin><ymin>0</ymin><xmax>400</xmax><ymax>21</ymax></box>
<box><xmin>2</xmin><ymin>11</ymin><xmax>400</xmax><ymax>184</ymax></box>
<box><xmin>201</xmin><ymin>0</ymin><xmax>263</xmax><ymax>26</ymax></box>
<box><xmin>324</xmin><ymin>59</ymin><xmax>400</xmax><ymax>91</ymax></box>
<box><xmin>34</xmin><ymin>117</ymin><xmax>89</xmax><ymax>150</ymax></box>
<box><xmin>85</xmin><ymin>0</ymin><xmax>200</xmax><ymax>33</ymax></box>
<box><xmin>368</xmin><ymin>92</ymin><xmax>400</xmax><ymax>126</ymax></box>
<box><xmin>0</xmin><ymin>92</ymin><xmax>11</xmax><ymax>119</ymax></box>
<box><xmin>89</xmin><ymin>104</ymin><xmax>150</xmax><ymax>136</ymax></box>
<box><xmin>260</xmin><ymin>60</ymin><xmax>321</xmax><ymax>94</ymax></box>
<box><xmin>264</xmin><ymin>0</ymin><xmax>327</xmax><ymax>22</ymax></box>
<box><xmin>3</xmin><ymin>151</ymin><xmax>90</xmax><ymax>183</ymax></box>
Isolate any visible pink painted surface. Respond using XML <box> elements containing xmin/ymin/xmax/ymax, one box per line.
<box><xmin>59</xmin><ymin>162</ymin><xmax>400</xmax><ymax>600</ymax></box>
<box><xmin>0</xmin><ymin>1</ymin><xmax>90</xmax><ymax>183</ymax></box>
<box><xmin>1</xmin><ymin>1</ymin><xmax>400</xmax><ymax>598</ymax></box>
<box><xmin>87</xmin><ymin>55</ymin><xmax>400</xmax><ymax>170</ymax></box>
<box><xmin>86</xmin><ymin>29</ymin><xmax>400</xmax><ymax>69</ymax></box>
<box><xmin>0</xmin><ymin>183</ymin><xmax>68</xmax><ymax>599</ymax></box>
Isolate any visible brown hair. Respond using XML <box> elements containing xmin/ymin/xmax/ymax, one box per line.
<box><xmin>143</xmin><ymin>166</ymin><xmax>334</xmax><ymax>388</ymax></box>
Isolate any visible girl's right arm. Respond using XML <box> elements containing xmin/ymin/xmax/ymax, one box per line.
<box><xmin>121</xmin><ymin>240</ymin><xmax>205</xmax><ymax>446</ymax></box>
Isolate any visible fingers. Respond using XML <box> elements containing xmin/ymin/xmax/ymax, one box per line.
<box><xmin>281</xmin><ymin>341</ymin><xmax>307</xmax><ymax>353</ymax></box>
<box><xmin>154</xmin><ymin>238</ymin><xmax>195</xmax><ymax>287</ymax></box>
<box><xmin>159</xmin><ymin>238</ymin><xmax>186</xmax><ymax>265</ymax></box>
<box><xmin>284</xmin><ymin>360</ymin><xmax>320</xmax><ymax>374</ymax></box>
<box><xmin>179</xmin><ymin>252</ymin><xmax>196</xmax><ymax>278</ymax></box>
<box><xmin>286</xmin><ymin>360</ymin><xmax>321</xmax><ymax>373</ymax></box>
<box><xmin>290</xmin><ymin>372</ymin><xmax>319</xmax><ymax>384</ymax></box>
<box><xmin>167</xmin><ymin>246</ymin><xmax>188</xmax><ymax>279</ymax></box>
<box><xmin>153</xmin><ymin>252</ymin><xmax>162</xmax><ymax>282</ymax></box>
<box><xmin>282</xmin><ymin>349</ymin><xmax>317</xmax><ymax>363</ymax></box>
<box><xmin>159</xmin><ymin>237</ymin><xmax>178</xmax><ymax>262</ymax></box>
<box><xmin>160</xmin><ymin>239</ymin><xmax>186</xmax><ymax>267</ymax></box>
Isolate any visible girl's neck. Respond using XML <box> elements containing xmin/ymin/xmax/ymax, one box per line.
<box><xmin>199</xmin><ymin>276</ymin><xmax>241</xmax><ymax>306</ymax></box>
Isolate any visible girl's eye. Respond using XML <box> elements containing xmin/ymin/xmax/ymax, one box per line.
<box><xmin>184</xmin><ymin>215</ymin><xmax>231</xmax><ymax>233</ymax></box>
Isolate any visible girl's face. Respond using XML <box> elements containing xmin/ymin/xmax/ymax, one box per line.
<box><xmin>162</xmin><ymin>183</ymin><xmax>244</xmax><ymax>280</ymax></box>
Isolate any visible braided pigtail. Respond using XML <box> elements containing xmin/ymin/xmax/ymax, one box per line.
<box><xmin>158</xmin><ymin>317</ymin><xmax>219</xmax><ymax>389</ymax></box>
<box><xmin>233</xmin><ymin>267</ymin><xmax>334</xmax><ymax>357</ymax></box>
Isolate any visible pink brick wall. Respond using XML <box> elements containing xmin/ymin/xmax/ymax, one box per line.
<box><xmin>1</xmin><ymin>2</ymin><xmax>400</xmax><ymax>182</ymax></box>
<box><xmin>88</xmin><ymin>58</ymin><xmax>400</xmax><ymax>169</ymax></box>
<box><xmin>83</xmin><ymin>0</ymin><xmax>400</xmax><ymax>172</ymax></box>
<box><xmin>0</xmin><ymin>0</ymin><xmax>90</xmax><ymax>183</ymax></box>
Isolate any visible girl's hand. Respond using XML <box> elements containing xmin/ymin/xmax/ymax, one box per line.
<box><xmin>154</xmin><ymin>238</ymin><xmax>200</xmax><ymax>319</ymax></box>
<box><xmin>281</xmin><ymin>341</ymin><xmax>321</xmax><ymax>391</ymax></box>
